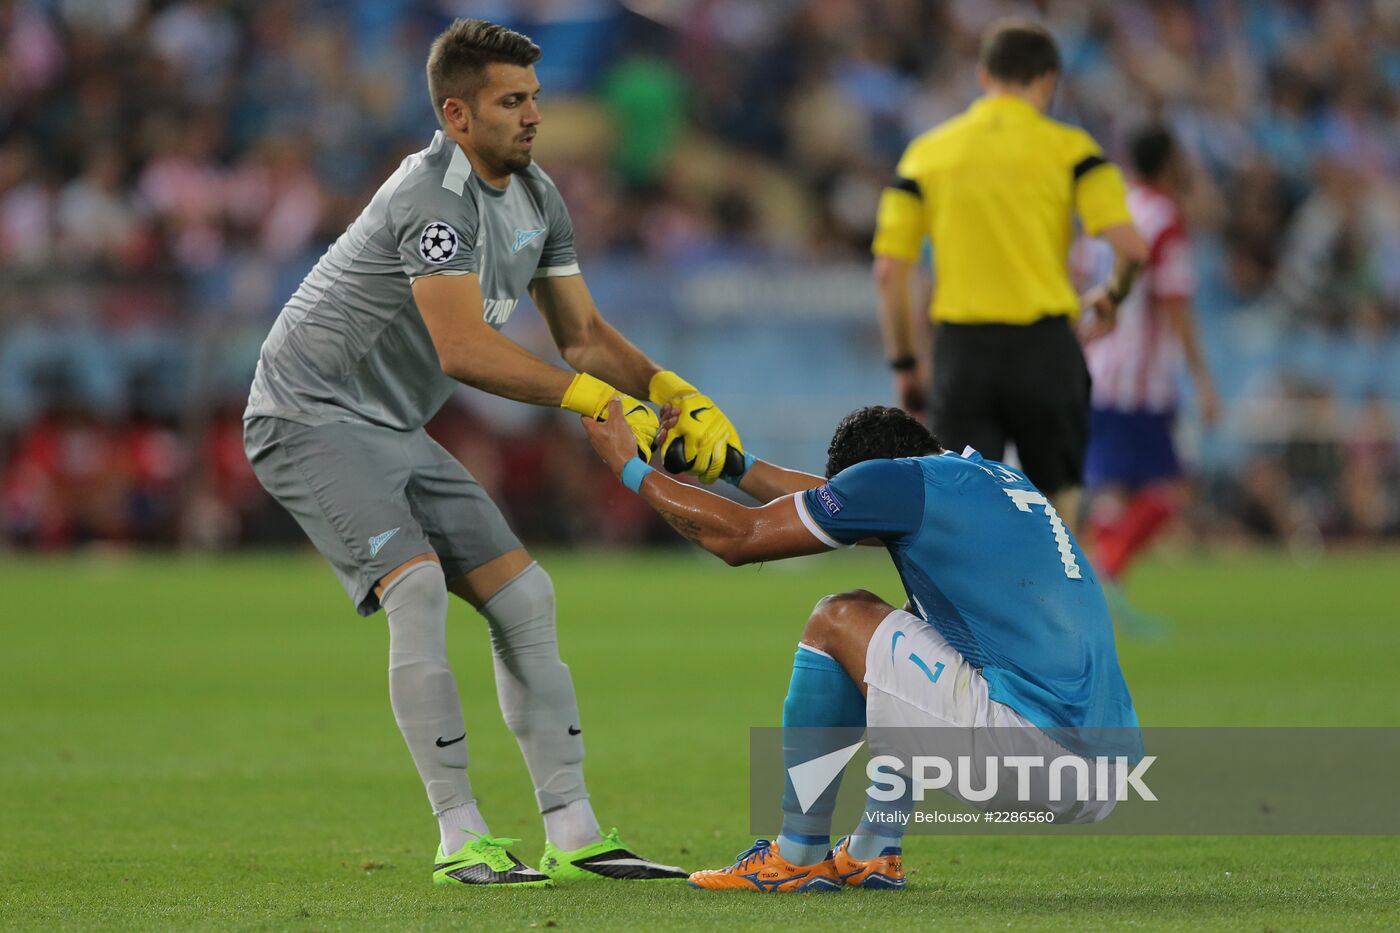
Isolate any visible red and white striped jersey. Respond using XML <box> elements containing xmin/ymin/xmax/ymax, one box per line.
<box><xmin>1082</xmin><ymin>183</ymin><xmax>1196</xmax><ymax>413</ymax></box>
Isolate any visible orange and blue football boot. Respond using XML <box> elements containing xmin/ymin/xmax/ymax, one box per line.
<box><xmin>687</xmin><ymin>839</ymin><xmax>842</xmax><ymax>893</ymax></box>
<box><xmin>832</xmin><ymin>836</ymin><xmax>906</xmax><ymax>889</ymax></box>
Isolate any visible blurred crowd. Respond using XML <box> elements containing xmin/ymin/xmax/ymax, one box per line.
<box><xmin>2</xmin><ymin>0</ymin><xmax>1398</xmax><ymax>550</ymax></box>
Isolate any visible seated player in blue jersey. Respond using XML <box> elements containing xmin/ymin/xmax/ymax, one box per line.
<box><xmin>583</xmin><ymin>401</ymin><xmax>1143</xmax><ymax>892</ymax></box>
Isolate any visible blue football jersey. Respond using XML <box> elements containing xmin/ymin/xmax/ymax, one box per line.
<box><xmin>798</xmin><ymin>449</ymin><xmax>1142</xmax><ymax>760</ymax></box>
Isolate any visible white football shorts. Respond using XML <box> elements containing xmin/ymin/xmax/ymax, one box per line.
<box><xmin>863</xmin><ymin>608</ymin><xmax>1117</xmax><ymax>824</ymax></box>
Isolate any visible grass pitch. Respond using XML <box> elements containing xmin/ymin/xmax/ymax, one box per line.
<box><xmin>2</xmin><ymin>547</ymin><xmax>1397</xmax><ymax>930</ymax></box>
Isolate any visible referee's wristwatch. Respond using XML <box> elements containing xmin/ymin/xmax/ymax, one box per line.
<box><xmin>890</xmin><ymin>354</ymin><xmax>918</xmax><ymax>372</ymax></box>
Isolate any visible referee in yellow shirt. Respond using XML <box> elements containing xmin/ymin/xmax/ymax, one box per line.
<box><xmin>872</xmin><ymin>19</ymin><xmax>1148</xmax><ymax>527</ymax></box>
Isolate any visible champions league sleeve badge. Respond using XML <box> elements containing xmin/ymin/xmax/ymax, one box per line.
<box><xmin>419</xmin><ymin>221</ymin><xmax>459</xmax><ymax>263</ymax></box>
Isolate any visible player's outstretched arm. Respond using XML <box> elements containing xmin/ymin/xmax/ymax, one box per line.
<box><xmin>416</xmin><ymin>273</ymin><xmax>575</xmax><ymax>403</ymax></box>
<box><xmin>735</xmin><ymin>460</ymin><xmax>826</xmax><ymax>503</ymax></box>
<box><xmin>532</xmin><ymin>275</ymin><xmax>743</xmax><ymax>484</ymax></box>
<box><xmin>529</xmin><ymin>275</ymin><xmax>661</xmax><ymax>398</ymax></box>
<box><xmin>583</xmin><ymin>400</ymin><xmax>830</xmax><ymax>566</ymax></box>
<box><xmin>653</xmin><ymin>405</ymin><xmax>820</xmax><ymax>504</ymax></box>
<box><xmin>413</xmin><ymin>273</ymin><xmax>659</xmax><ymax>457</ymax></box>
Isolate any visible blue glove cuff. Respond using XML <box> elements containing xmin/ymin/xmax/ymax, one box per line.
<box><xmin>722</xmin><ymin>450</ymin><xmax>757</xmax><ymax>487</ymax></box>
<box><xmin>621</xmin><ymin>456</ymin><xmax>654</xmax><ymax>494</ymax></box>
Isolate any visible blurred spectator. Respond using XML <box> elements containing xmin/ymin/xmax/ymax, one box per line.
<box><xmin>1339</xmin><ymin>394</ymin><xmax>1400</xmax><ymax>539</ymax></box>
<box><xmin>0</xmin><ymin>142</ymin><xmax>57</xmax><ymax>268</ymax></box>
<box><xmin>56</xmin><ymin>145</ymin><xmax>147</xmax><ymax>267</ymax></box>
<box><xmin>2</xmin><ymin>0</ymin><xmax>1399</xmax><ymax>549</ymax></box>
<box><xmin>6</xmin><ymin>0</ymin><xmax>1397</xmax><ymax>273</ymax></box>
<box><xmin>3</xmin><ymin>401</ymin><xmax>128</xmax><ymax>548</ymax></box>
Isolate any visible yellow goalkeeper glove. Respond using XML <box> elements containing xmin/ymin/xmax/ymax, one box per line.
<box><xmin>648</xmin><ymin>370</ymin><xmax>744</xmax><ymax>484</ymax></box>
<box><xmin>562</xmin><ymin>372</ymin><xmax>659</xmax><ymax>462</ymax></box>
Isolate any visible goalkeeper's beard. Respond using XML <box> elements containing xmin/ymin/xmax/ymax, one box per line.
<box><xmin>495</xmin><ymin>133</ymin><xmax>535</xmax><ymax>175</ymax></box>
<box><xmin>479</xmin><ymin>147</ymin><xmax>533</xmax><ymax>177</ymax></box>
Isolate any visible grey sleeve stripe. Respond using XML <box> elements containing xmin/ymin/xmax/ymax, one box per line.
<box><xmin>531</xmin><ymin>263</ymin><xmax>581</xmax><ymax>279</ymax></box>
<box><xmin>442</xmin><ymin>145</ymin><xmax>472</xmax><ymax>195</ymax></box>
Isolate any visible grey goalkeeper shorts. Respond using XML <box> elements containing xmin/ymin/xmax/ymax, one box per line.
<box><xmin>244</xmin><ymin>416</ymin><xmax>522</xmax><ymax>616</ymax></box>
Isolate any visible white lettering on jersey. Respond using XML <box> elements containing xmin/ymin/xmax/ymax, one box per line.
<box><xmin>1003</xmin><ymin>489</ymin><xmax>1082</xmax><ymax>580</ymax></box>
<box><xmin>483</xmin><ymin>298</ymin><xmax>518</xmax><ymax>326</ymax></box>
<box><xmin>961</xmin><ymin>447</ymin><xmax>1020</xmax><ymax>485</ymax></box>
<box><xmin>991</xmin><ymin>463</ymin><xmax>1021</xmax><ymax>484</ymax></box>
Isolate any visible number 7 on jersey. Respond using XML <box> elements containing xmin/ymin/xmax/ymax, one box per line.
<box><xmin>1002</xmin><ymin>489</ymin><xmax>1083</xmax><ymax>580</ymax></box>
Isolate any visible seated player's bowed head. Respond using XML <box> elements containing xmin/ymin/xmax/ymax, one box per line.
<box><xmin>825</xmin><ymin>406</ymin><xmax>944</xmax><ymax>478</ymax></box>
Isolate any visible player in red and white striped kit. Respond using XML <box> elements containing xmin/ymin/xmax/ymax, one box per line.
<box><xmin>1081</xmin><ymin>126</ymin><xmax>1218</xmax><ymax>584</ymax></box>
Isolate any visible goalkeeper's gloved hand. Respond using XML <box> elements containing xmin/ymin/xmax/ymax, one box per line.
<box><xmin>562</xmin><ymin>372</ymin><xmax>659</xmax><ymax>462</ymax></box>
<box><xmin>648</xmin><ymin>370</ymin><xmax>744</xmax><ymax>484</ymax></box>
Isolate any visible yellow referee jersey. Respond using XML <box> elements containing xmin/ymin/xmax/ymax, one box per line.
<box><xmin>873</xmin><ymin>95</ymin><xmax>1132</xmax><ymax>325</ymax></box>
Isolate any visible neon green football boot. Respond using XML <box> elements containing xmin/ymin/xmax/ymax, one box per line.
<box><xmin>433</xmin><ymin>832</ymin><xmax>552</xmax><ymax>887</ymax></box>
<box><xmin>539</xmin><ymin>828</ymin><xmax>688</xmax><ymax>882</ymax></box>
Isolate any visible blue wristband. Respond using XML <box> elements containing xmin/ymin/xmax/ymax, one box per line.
<box><xmin>620</xmin><ymin>456</ymin><xmax>654</xmax><ymax>494</ymax></box>
<box><xmin>721</xmin><ymin>450</ymin><xmax>757</xmax><ymax>487</ymax></box>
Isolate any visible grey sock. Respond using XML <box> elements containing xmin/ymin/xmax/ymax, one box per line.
<box><xmin>383</xmin><ymin>562</ymin><xmax>474</xmax><ymax>814</ymax></box>
<box><xmin>542</xmin><ymin>797</ymin><xmax>601</xmax><ymax>851</ymax></box>
<box><xmin>437</xmin><ymin>801</ymin><xmax>490</xmax><ymax>854</ymax></box>
<box><xmin>481</xmin><ymin>562</ymin><xmax>587</xmax><ymax>814</ymax></box>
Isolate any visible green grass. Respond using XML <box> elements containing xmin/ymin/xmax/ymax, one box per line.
<box><xmin>2</xmin><ymin>548</ymin><xmax>1397</xmax><ymax>930</ymax></box>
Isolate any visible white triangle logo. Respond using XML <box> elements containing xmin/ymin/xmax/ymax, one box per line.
<box><xmin>786</xmin><ymin>740</ymin><xmax>865</xmax><ymax>814</ymax></box>
<box><xmin>368</xmin><ymin>527</ymin><xmax>400</xmax><ymax>558</ymax></box>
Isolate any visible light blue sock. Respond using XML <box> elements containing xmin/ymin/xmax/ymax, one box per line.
<box><xmin>846</xmin><ymin>786</ymin><xmax>911</xmax><ymax>859</ymax></box>
<box><xmin>847</xmin><ymin>830</ymin><xmax>904</xmax><ymax>860</ymax></box>
<box><xmin>776</xmin><ymin>644</ymin><xmax>866</xmax><ymax>865</ymax></box>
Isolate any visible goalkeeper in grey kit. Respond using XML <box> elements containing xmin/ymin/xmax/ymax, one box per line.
<box><xmin>242</xmin><ymin>19</ymin><xmax>741</xmax><ymax>887</ymax></box>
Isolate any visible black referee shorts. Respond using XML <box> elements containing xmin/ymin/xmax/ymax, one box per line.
<box><xmin>928</xmin><ymin>315</ymin><xmax>1089</xmax><ymax>495</ymax></box>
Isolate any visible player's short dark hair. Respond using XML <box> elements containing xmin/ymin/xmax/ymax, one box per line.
<box><xmin>825</xmin><ymin>406</ymin><xmax>943</xmax><ymax>478</ymax></box>
<box><xmin>1129</xmin><ymin>124</ymin><xmax>1177</xmax><ymax>181</ymax></box>
<box><xmin>979</xmin><ymin>19</ymin><xmax>1061</xmax><ymax>85</ymax></box>
<box><xmin>426</xmin><ymin>18</ymin><xmax>540</xmax><ymax>122</ymax></box>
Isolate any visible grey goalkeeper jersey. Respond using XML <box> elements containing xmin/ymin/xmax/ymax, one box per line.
<box><xmin>245</xmin><ymin>131</ymin><xmax>580</xmax><ymax>431</ymax></box>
